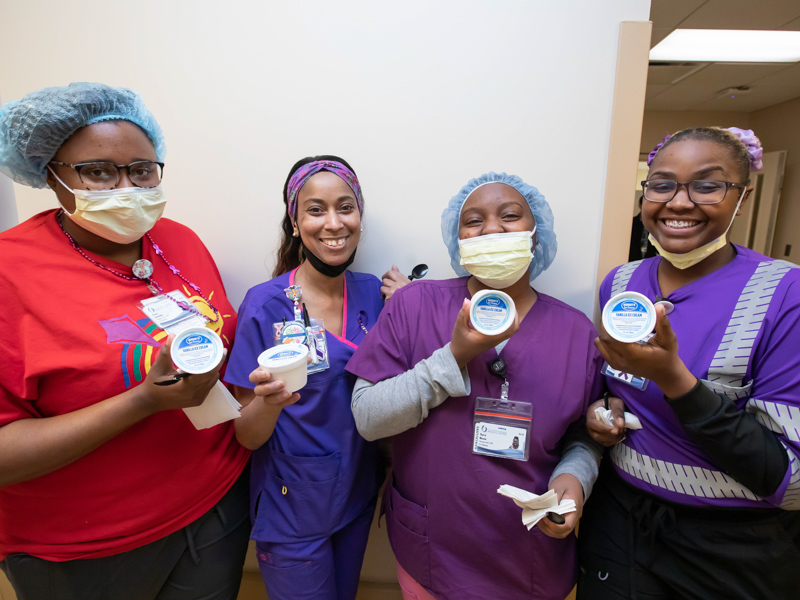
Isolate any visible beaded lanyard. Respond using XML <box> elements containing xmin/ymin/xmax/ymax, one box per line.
<box><xmin>56</xmin><ymin>211</ymin><xmax>220</xmax><ymax>323</ymax></box>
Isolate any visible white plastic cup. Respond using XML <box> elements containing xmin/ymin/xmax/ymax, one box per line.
<box><xmin>170</xmin><ymin>327</ymin><xmax>225</xmax><ymax>374</ymax></box>
<box><xmin>602</xmin><ymin>292</ymin><xmax>657</xmax><ymax>343</ymax></box>
<box><xmin>257</xmin><ymin>344</ymin><xmax>309</xmax><ymax>393</ymax></box>
<box><xmin>469</xmin><ymin>289</ymin><xmax>516</xmax><ymax>336</ymax></box>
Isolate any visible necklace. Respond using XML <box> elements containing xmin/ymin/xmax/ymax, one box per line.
<box><xmin>56</xmin><ymin>211</ymin><xmax>220</xmax><ymax>323</ymax></box>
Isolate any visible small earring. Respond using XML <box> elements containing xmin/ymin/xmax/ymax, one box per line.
<box><xmin>292</xmin><ymin>230</ymin><xmax>299</xmax><ymax>237</ymax></box>
<box><xmin>360</xmin><ymin>227</ymin><xmax>364</xmax><ymax>232</ymax></box>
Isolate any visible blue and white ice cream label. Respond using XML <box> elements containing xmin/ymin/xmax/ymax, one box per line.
<box><xmin>471</xmin><ymin>292</ymin><xmax>513</xmax><ymax>334</ymax></box>
<box><xmin>172</xmin><ymin>329</ymin><xmax>223</xmax><ymax>373</ymax></box>
<box><xmin>602</xmin><ymin>292</ymin><xmax>656</xmax><ymax>343</ymax></box>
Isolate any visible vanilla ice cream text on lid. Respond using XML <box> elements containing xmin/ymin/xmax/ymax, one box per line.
<box><xmin>470</xmin><ymin>289</ymin><xmax>516</xmax><ymax>336</ymax></box>
<box><xmin>602</xmin><ymin>292</ymin><xmax>657</xmax><ymax>343</ymax></box>
<box><xmin>171</xmin><ymin>327</ymin><xmax>225</xmax><ymax>374</ymax></box>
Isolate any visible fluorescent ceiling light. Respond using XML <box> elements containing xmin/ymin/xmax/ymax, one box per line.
<box><xmin>650</xmin><ymin>29</ymin><xmax>800</xmax><ymax>63</ymax></box>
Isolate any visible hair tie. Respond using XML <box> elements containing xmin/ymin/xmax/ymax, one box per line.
<box><xmin>724</xmin><ymin>127</ymin><xmax>763</xmax><ymax>171</ymax></box>
<box><xmin>646</xmin><ymin>134</ymin><xmax>672</xmax><ymax>166</ymax></box>
<box><xmin>286</xmin><ymin>160</ymin><xmax>363</xmax><ymax>219</ymax></box>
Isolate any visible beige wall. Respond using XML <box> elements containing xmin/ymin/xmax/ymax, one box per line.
<box><xmin>750</xmin><ymin>96</ymin><xmax>800</xmax><ymax>262</ymax></box>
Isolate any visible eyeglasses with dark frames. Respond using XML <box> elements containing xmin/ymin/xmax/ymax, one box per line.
<box><xmin>641</xmin><ymin>179</ymin><xmax>746</xmax><ymax>205</ymax></box>
<box><xmin>49</xmin><ymin>160</ymin><xmax>164</xmax><ymax>190</ymax></box>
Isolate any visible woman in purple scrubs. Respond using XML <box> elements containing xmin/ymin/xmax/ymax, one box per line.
<box><xmin>224</xmin><ymin>156</ymin><xmax>384</xmax><ymax>600</ymax></box>
<box><xmin>347</xmin><ymin>172</ymin><xmax>604</xmax><ymax>600</ymax></box>
<box><xmin>581</xmin><ymin>127</ymin><xmax>800</xmax><ymax>599</ymax></box>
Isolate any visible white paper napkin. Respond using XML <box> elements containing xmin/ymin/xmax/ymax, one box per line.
<box><xmin>594</xmin><ymin>406</ymin><xmax>643</xmax><ymax>430</ymax></box>
<box><xmin>183</xmin><ymin>381</ymin><xmax>242</xmax><ymax>430</ymax></box>
<box><xmin>497</xmin><ymin>485</ymin><xmax>576</xmax><ymax>530</ymax></box>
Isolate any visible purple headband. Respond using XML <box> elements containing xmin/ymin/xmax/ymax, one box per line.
<box><xmin>286</xmin><ymin>160</ymin><xmax>364</xmax><ymax>219</ymax></box>
<box><xmin>646</xmin><ymin>127</ymin><xmax>763</xmax><ymax>171</ymax></box>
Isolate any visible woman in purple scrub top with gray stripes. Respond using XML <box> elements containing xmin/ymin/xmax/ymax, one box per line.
<box><xmin>580</xmin><ymin>127</ymin><xmax>800</xmax><ymax>600</ymax></box>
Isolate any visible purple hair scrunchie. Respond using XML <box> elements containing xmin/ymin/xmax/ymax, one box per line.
<box><xmin>724</xmin><ymin>127</ymin><xmax>764</xmax><ymax>172</ymax></box>
<box><xmin>286</xmin><ymin>160</ymin><xmax>364</xmax><ymax>219</ymax></box>
<box><xmin>647</xmin><ymin>134</ymin><xmax>672</xmax><ymax>166</ymax></box>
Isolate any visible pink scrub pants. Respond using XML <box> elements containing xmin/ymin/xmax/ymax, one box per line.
<box><xmin>397</xmin><ymin>561</ymin><xmax>437</xmax><ymax>600</ymax></box>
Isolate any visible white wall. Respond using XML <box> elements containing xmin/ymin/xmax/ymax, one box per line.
<box><xmin>0</xmin><ymin>0</ymin><xmax>651</xmax><ymax>317</ymax></box>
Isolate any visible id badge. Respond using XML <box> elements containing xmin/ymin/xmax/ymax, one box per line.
<box><xmin>601</xmin><ymin>362</ymin><xmax>648</xmax><ymax>390</ymax></box>
<box><xmin>138</xmin><ymin>290</ymin><xmax>207</xmax><ymax>334</ymax></box>
<box><xmin>472</xmin><ymin>397</ymin><xmax>533</xmax><ymax>462</ymax></box>
<box><xmin>272</xmin><ymin>318</ymin><xmax>330</xmax><ymax>375</ymax></box>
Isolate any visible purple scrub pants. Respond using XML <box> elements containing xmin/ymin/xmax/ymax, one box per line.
<box><xmin>255</xmin><ymin>502</ymin><xmax>374</xmax><ymax>600</ymax></box>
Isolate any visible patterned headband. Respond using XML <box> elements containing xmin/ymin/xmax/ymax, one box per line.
<box><xmin>646</xmin><ymin>127</ymin><xmax>763</xmax><ymax>171</ymax></box>
<box><xmin>286</xmin><ymin>160</ymin><xmax>364</xmax><ymax>219</ymax></box>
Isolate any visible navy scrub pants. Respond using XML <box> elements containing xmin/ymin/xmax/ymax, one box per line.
<box><xmin>1</xmin><ymin>469</ymin><xmax>250</xmax><ymax>600</ymax></box>
<box><xmin>577</xmin><ymin>464</ymin><xmax>800</xmax><ymax>600</ymax></box>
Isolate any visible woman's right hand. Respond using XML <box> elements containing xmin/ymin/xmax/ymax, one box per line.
<box><xmin>249</xmin><ymin>366</ymin><xmax>301</xmax><ymax>408</ymax></box>
<box><xmin>139</xmin><ymin>336</ymin><xmax>223</xmax><ymax>414</ymax></box>
<box><xmin>586</xmin><ymin>395</ymin><xmax>626</xmax><ymax>446</ymax></box>
<box><xmin>450</xmin><ymin>298</ymin><xmax>520</xmax><ymax>368</ymax></box>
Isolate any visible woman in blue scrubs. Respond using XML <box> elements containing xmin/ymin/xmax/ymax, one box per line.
<box><xmin>224</xmin><ymin>156</ymin><xmax>384</xmax><ymax>600</ymax></box>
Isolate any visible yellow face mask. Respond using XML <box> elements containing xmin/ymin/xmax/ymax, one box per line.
<box><xmin>458</xmin><ymin>229</ymin><xmax>535</xmax><ymax>289</ymax></box>
<box><xmin>648</xmin><ymin>233</ymin><xmax>727</xmax><ymax>270</ymax></box>
<box><xmin>647</xmin><ymin>191</ymin><xmax>746</xmax><ymax>270</ymax></box>
<box><xmin>50</xmin><ymin>168</ymin><xmax>167</xmax><ymax>244</ymax></box>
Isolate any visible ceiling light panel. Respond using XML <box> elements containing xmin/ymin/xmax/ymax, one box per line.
<box><xmin>650</xmin><ymin>29</ymin><xmax>800</xmax><ymax>63</ymax></box>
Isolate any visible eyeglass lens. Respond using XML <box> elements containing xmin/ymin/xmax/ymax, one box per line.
<box><xmin>76</xmin><ymin>161</ymin><xmax>163</xmax><ymax>189</ymax></box>
<box><xmin>643</xmin><ymin>180</ymin><xmax>729</xmax><ymax>204</ymax></box>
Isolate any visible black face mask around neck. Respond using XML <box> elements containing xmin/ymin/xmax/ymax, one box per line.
<box><xmin>301</xmin><ymin>243</ymin><xmax>357</xmax><ymax>277</ymax></box>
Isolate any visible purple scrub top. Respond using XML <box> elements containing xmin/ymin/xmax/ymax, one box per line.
<box><xmin>347</xmin><ymin>277</ymin><xmax>603</xmax><ymax>600</ymax></box>
<box><xmin>225</xmin><ymin>269</ymin><xmax>384</xmax><ymax>543</ymax></box>
<box><xmin>600</xmin><ymin>246</ymin><xmax>800</xmax><ymax>509</ymax></box>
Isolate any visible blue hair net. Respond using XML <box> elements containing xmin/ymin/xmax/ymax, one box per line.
<box><xmin>441</xmin><ymin>172</ymin><xmax>557</xmax><ymax>283</ymax></box>
<box><xmin>0</xmin><ymin>82</ymin><xmax>166</xmax><ymax>189</ymax></box>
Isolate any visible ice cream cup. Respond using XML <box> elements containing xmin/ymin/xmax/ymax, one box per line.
<box><xmin>602</xmin><ymin>292</ymin><xmax>657</xmax><ymax>343</ymax></box>
<box><xmin>170</xmin><ymin>327</ymin><xmax>225</xmax><ymax>374</ymax></box>
<box><xmin>257</xmin><ymin>344</ymin><xmax>309</xmax><ymax>393</ymax></box>
<box><xmin>470</xmin><ymin>289</ymin><xmax>516</xmax><ymax>336</ymax></box>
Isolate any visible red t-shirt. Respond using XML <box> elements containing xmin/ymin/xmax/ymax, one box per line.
<box><xmin>0</xmin><ymin>210</ymin><xmax>250</xmax><ymax>561</ymax></box>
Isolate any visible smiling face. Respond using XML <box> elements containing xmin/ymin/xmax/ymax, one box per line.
<box><xmin>45</xmin><ymin>121</ymin><xmax>157</xmax><ymax>213</ymax></box>
<box><xmin>643</xmin><ymin>139</ymin><xmax>750</xmax><ymax>255</ymax></box>
<box><xmin>295</xmin><ymin>171</ymin><xmax>361</xmax><ymax>266</ymax></box>
<box><xmin>458</xmin><ymin>183</ymin><xmax>536</xmax><ymax>240</ymax></box>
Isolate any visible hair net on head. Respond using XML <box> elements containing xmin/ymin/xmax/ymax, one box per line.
<box><xmin>0</xmin><ymin>82</ymin><xmax>166</xmax><ymax>189</ymax></box>
<box><xmin>441</xmin><ymin>171</ymin><xmax>557</xmax><ymax>283</ymax></box>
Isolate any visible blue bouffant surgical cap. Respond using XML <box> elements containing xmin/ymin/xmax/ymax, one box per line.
<box><xmin>0</xmin><ymin>82</ymin><xmax>166</xmax><ymax>189</ymax></box>
<box><xmin>441</xmin><ymin>171</ymin><xmax>557</xmax><ymax>283</ymax></box>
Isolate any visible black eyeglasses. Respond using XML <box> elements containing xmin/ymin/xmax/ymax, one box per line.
<box><xmin>50</xmin><ymin>160</ymin><xmax>164</xmax><ymax>190</ymax></box>
<box><xmin>641</xmin><ymin>179</ymin><xmax>746</xmax><ymax>205</ymax></box>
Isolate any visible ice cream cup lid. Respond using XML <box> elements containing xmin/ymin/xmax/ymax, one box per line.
<box><xmin>602</xmin><ymin>291</ymin><xmax>657</xmax><ymax>343</ymax></box>
<box><xmin>257</xmin><ymin>344</ymin><xmax>309</xmax><ymax>373</ymax></box>
<box><xmin>170</xmin><ymin>327</ymin><xmax>224</xmax><ymax>374</ymax></box>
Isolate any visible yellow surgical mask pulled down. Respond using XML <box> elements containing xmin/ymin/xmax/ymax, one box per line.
<box><xmin>648</xmin><ymin>233</ymin><xmax>726</xmax><ymax>270</ymax></box>
<box><xmin>458</xmin><ymin>229</ymin><xmax>535</xmax><ymax>289</ymax></box>
<box><xmin>648</xmin><ymin>190</ymin><xmax>746</xmax><ymax>270</ymax></box>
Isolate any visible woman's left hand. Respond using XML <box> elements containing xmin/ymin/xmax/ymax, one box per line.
<box><xmin>381</xmin><ymin>265</ymin><xmax>411</xmax><ymax>300</ymax></box>
<box><xmin>537</xmin><ymin>473</ymin><xmax>582</xmax><ymax>539</ymax></box>
<box><xmin>595</xmin><ymin>303</ymin><xmax>696</xmax><ymax>397</ymax></box>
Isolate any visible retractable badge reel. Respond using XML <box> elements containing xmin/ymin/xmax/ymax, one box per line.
<box><xmin>271</xmin><ymin>284</ymin><xmax>330</xmax><ymax>374</ymax></box>
<box><xmin>472</xmin><ymin>357</ymin><xmax>533</xmax><ymax>462</ymax></box>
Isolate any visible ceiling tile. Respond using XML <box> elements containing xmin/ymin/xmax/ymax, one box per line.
<box><xmin>780</xmin><ymin>16</ymin><xmax>800</xmax><ymax>30</ymax></box>
<box><xmin>646</xmin><ymin>84</ymin><xmax>672</xmax><ymax>99</ymax></box>
<box><xmin>650</xmin><ymin>0</ymin><xmax>708</xmax><ymax>30</ymax></box>
<box><xmin>678</xmin><ymin>0</ymin><xmax>800</xmax><ymax>30</ymax></box>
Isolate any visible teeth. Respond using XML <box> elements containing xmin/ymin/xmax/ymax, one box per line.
<box><xmin>322</xmin><ymin>237</ymin><xmax>347</xmax><ymax>247</ymax></box>
<box><xmin>665</xmin><ymin>220</ymin><xmax>697</xmax><ymax>229</ymax></box>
